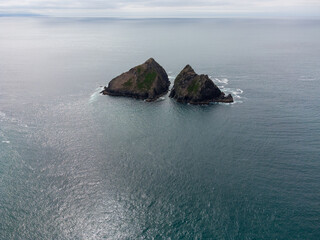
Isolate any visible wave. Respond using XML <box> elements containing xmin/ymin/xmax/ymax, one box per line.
<box><xmin>89</xmin><ymin>87</ymin><xmax>104</xmax><ymax>103</ymax></box>
<box><xmin>168</xmin><ymin>75</ymin><xmax>176</xmax><ymax>80</ymax></box>
<box><xmin>236</xmin><ymin>88</ymin><xmax>244</xmax><ymax>94</ymax></box>
<box><xmin>213</xmin><ymin>78</ymin><xmax>229</xmax><ymax>85</ymax></box>
<box><xmin>222</xmin><ymin>87</ymin><xmax>244</xmax><ymax>99</ymax></box>
<box><xmin>210</xmin><ymin>77</ymin><xmax>244</xmax><ymax>103</ymax></box>
<box><xmin>156</xmin><ymin>97</ymin><xmax>166</xmax><ymax>102</ymax></box>
<box><xmin>299</xmin><ymin>76</ymin><xmax>316</xmax><ymax>82</ymax></box>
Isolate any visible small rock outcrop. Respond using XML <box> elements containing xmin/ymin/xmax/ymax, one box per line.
<box><xmin>169</xmin><ymin>65</ymin><xmax>233</xmax><ymax>104</ymax></box>
<box><xmin>101</xmin><ymin>58</ymin><xmax>170</xmax><ymax>101</ymax></box>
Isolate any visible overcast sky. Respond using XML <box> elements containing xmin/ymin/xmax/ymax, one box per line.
<box><xmin>0</xmin><ymin>0</ymin><xmax>320</xmax><ymax>18</ymax></box>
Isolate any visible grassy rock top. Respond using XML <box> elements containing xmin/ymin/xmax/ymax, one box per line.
<box><xmin>101</xmin><ymin>58</ymin><xmax>170</xmax><ymax>101</ymax></box>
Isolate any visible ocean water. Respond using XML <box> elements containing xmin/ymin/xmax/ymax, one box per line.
<box><xmin>0</xmin><ymin>17</ymin><xmax>320</xmax><ymax>239</ymax></box>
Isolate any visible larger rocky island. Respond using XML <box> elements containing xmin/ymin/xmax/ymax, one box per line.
<box><xmin>101</xmin><ymin>58</ymin><xmax>170</xmax><ymax>101</ymax></box>
<box><xmin>169</xmin><ymin>65</ymin><xmax>233</xmax><ymax>104</ymax></box>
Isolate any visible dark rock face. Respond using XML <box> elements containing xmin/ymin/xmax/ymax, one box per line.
<box><xmin>169</xmin><ymin>65</ymin><xmax>233</xmax><ymax>104</ymax></box>
<box><xmin>101</xmin><ymin>58</ymin><xmax>170</xmax><ymax>101</ymax></box>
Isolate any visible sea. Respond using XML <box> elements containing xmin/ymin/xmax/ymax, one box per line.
<box><xmin>0</xmin><ymin>17</ymin><xmax>320</xmax><ymax>239</ymax></box>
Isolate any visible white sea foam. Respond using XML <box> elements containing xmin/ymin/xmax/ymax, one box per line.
<box><xmin>2</xmin><ymin>140</ymin><xmax>10</xmax><ymax>144</ymax></box>
<box><xmin>219</xmin><ymin>85</ymin><xmax>244</xmax><ymax>102</ymax></box>
<box><xmin>213</xmin><ymin>78</ymin><xmax>229</xmax><ymax>85</ymax></box>
<box><xmin>156</xmin><ymin>97</ymin><xmax>166</xmax><ymax>102</ymax></box>
<box><xmin>89</xmin><ymin>87</ymin><xmax>104</xmax><ymax>103</ymax></box>
<box><xmin>236</xmin><ymin>88</ymin><xmax>244</xmax><ymax>94</ymax></box>
<box><xmin>209</xmin><ymin>77</ymin><xmax>244</xmax><ymax>104</ymax></box>
<box><xmin>229</xmin><ymin>89</ymin><xmax>243</xmax><ymax>99</ymax></box>
<box><xmin>299</xmin><ymin>77</ymin><xmax>316</xmax><ymax>82</ymax></box>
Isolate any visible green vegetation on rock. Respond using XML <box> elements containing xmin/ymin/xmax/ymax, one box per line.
<box><xmin>123</xmin><ymin>79</ymin><xmax>133</xmax><ymax>87</ymax></box>
<box><xmin>102</xmin><ymin>58</ymin><xmax>170</xmax><ymax>101</ymax></box>
<box><xmin>187</xmin><ymin>79</ymin><xmax>200</xmax><ymax>94</ymax></box>
<box><xmin>137</xmin><ymin>71</ymin><xmax>157</xmax><ymax>90</ymax></box>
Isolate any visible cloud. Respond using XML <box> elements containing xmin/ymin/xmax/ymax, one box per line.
<box><xmin>0</xmin><ymin>0</ymin><xmax>319</xmax><ymax>17</ymax></box>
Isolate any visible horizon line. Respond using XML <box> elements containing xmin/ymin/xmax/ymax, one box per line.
<box><xmin>1</xmin><ymin>13</ymin><xmax>320</xmax><ymax>20</ymax></box>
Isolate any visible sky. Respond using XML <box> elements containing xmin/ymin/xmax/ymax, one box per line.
<box><xmin>0</xmin><ymin>0</ymin><xmax>320</xmax><ymax>18</ymax></box>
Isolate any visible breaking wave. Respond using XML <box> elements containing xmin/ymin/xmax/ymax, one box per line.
<box><xmin>210</xmin><ymin>77</ymin><xmax>244</xmax><ymax>104</ymax></box>
<box><xmin>89</xmin><ymin>87</ymin><xmax>104</xmax><ymax>103</ymax></box>
<box><xmin>156</xmin><ymin>97</ymin><xmax>166</xmax><ymax>102</ymax></box>
<box><xmin>214</xmin><ymin>78</ymin><xmax>229</xmax><ymax>85</ymax></box>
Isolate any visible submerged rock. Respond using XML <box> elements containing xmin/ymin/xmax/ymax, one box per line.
<box><xmin>169</xmin><ymin>65</ymin><xmax>233</xmax><ymax>104</ymax></box>
<box><xmin>101</xmin><ymin>58</ymin><xmax>170</xmax><ymax>101</ymax></box>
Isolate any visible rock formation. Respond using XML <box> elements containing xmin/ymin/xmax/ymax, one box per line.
<box><xmin>169</xmin><ymin>65</ymin><xmax>233</xmax><ymax>104</ymax></box>
<box><xmin>101</xmin><ymin>58</ymin><xmax>170</xmax><ymax>101</ymax></box>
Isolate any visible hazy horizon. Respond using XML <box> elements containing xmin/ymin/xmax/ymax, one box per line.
<box><xmin>0</xmin><ymin>0</ymin><xmax>319</xmax><ymax>18</ymax></box>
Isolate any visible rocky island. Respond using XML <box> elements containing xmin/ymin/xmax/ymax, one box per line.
<box><xmin>101</xmin><ymin>58</ymin><xmax>170</xmax><ymax>101</ymax></box>
<box><xmin>169</xmin><ymin>65</ymin><xmax>233</xmax><ymax>104</ymax></box>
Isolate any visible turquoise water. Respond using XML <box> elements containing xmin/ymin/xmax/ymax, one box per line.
<box><xmin>1</xmin><ymin>18</ymin><xmax>320</xmax><ymax>239</ymax></box>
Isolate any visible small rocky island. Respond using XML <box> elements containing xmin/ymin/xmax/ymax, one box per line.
<box><xmin>169</xmin><ymin>65</ymin><xmax>233</xmax><ymax>104</ymax></box>
<box><xmin>101</xmin><ymin>58</ymin><xmax>170</xmax><ymax>101</ymax></box>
